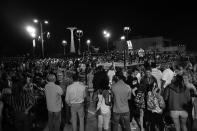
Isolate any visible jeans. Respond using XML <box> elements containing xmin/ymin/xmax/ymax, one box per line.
<box><xmin>113</xmin><ymin>112</ymin><xmax>131</xmax><ymax>131</ymax></box>
<box><xmin>71</xmin><ymin>103</ymin><xmax>85</xmax><ymax>131</ymax></box>
<box><xmin>14</xmin><ymin>112</ymin><xmax>31</xmax><ymax>131</ymax></box>
<box><xmin>98</xmin><ymin>111</ymin><xmax>111</xmax><ymax>130</ymax></box>
<box><xmin>48</xmin><ymin>111</ymin><xmax>61</xmax><ymax>131</ymax></box>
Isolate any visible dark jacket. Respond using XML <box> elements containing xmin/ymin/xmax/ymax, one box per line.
<box><xmin>163</xmin><ymin>76</ymin><xmax>191</xmax><ymax>111</ymax></box>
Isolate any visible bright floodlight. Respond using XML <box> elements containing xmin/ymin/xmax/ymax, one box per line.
<box><xmin>76</xmin><ymin>30</ymin><xmax>83</xmax><ymax>33</ymax></box>
<box><xmin>26</xmin><ymin>26</ymin><xmax>36</xmax><ymax>38</ymax></box>
<box><xmin>121</xmin><ymin>36</ymin><xmax>125</xmax><ymax>40</ymax></box>
<box><xmin>33</xmin><ymin>19</ymin><xmax>38</xmax><ymax>23</ymax></box>
<box><xmin>86</xmin><ymin>39</ymin><xmax>91</xmax><ymax>44</ymax></box>
<box><xmin>44</xmin><ymin>20</ymin><xmax>49</xmax><ymax>24</ymax></box>
<box><xmin>31</xmin><ymin>33</ymin><xmax>36</xmax><ymax>38</ymax></box>
<box><xmin>26</xmin><ymin>26</ymin><xmax>36</xmax><ymax>34</ymax></box>
<box><xmin>62</xmin><ymin>40</ymin><xmax>67</xmax><ymax>46</ymax></box>
<box><xmin>105</xmin><ymin>33</ymin><xmax>110</xmax><ymax>38</ymax></box>
<box><xmin>124</xmin><ymin>26</ymin><xmax>130</xmax><ymax>31</ymax></box>
<box><xmin>62</xmin><ymin>40</ymin><xmax>67</xmax><ymax>43</ymax></box>
<box><xmin>103</xmin><ymin>30</ymin><xmax>107</xmax><ymax>35</ymax></box>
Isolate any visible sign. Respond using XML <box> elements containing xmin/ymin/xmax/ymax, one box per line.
<box><xmin>33</xmin><ymin>39</ymin><xmax>36</xmax><ymax>47</ymax></box>
<box><xmin>127</xmin><ymin>40</ymin><xmax>133</xmax><ymax>50</ymax></box>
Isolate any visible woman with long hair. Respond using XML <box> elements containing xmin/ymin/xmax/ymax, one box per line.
<box><xmin>182</xmin><ymin>73</ymin><xmax>197</xmax><ymax>131</ymax></box>
<box><xmin>164</xmin><ymin>65</ymin><xmax>191</xmax><ymax>131</ymax></box>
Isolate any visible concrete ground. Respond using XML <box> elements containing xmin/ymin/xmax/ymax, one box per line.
<box><xmin>42</xmin><ymin>100</ymin><xmax>139</xmax><ymax>131</ymax></box>
<box><xmin>40</xmin><ymin>89</ymin><xmax>139</xmax><ymax>131</ymax></box>
<box><xmin>43</xmin><ymin>100</ymin><xmax>98</xmax><ymax>131</ymax></box>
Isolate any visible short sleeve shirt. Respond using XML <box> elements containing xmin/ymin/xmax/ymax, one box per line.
<box><xmin>45</xmin><ymin>82</ymin><xmax>63</xmax><ymax>112</ymax></box>
<box><xmin>162</xmin><ymin>68</ymin><xmax>174</xmax><ymax>88</ymax></box>
<box><xmin>112</xmin><ymin>80</ymin><xmax>131</xmax><ymax>113</ymax></box>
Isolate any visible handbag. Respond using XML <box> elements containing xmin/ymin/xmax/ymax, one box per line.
<box><xmin>104</xmin><ymin>90</ymin><xmax>112</xmax><ymax>107</ymax></box>
<box><xmin>147</xmin><ymin>89</ymin><xmax>163</xmax><ymax>114</ymax></box>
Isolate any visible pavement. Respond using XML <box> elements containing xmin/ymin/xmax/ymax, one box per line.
<box><xmin>41</xmin><ymin>92</ymin><xmax>140</xmax><ymax>131</ymax></box>
<box><xmin>42</xmin><ymin>100</ymin><xmax>98</xmax><ymax>131</ymax></box>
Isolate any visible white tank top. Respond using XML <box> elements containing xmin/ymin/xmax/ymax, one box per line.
<box><xmin>98</xmin><ymin>94</ymin><xmax>111</xmax><ymax>114</ymax></box>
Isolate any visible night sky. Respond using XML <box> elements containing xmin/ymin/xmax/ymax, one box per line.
<box><xmin>1</xmin><ymin>1</ymin><xmax>197</xmax><ymax>56</ymax></box>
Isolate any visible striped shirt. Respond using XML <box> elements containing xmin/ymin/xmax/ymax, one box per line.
<box><xmin>4</xmin><ymin>90</ymin><xmax>35</xmax><ymax>113</ymax></box>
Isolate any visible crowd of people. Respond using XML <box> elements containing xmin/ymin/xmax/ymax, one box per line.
<box><xmin>0</xmin><ymin>52</ymin><xmax>197</xmax><ymax>131</ymax></box>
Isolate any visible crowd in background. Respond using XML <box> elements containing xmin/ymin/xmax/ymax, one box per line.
<box><xmin>0</xmin><ymin>52</ymin><xmax>197</xmax><ymax>131</ymax></box>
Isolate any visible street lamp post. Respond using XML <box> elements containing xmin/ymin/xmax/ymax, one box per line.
<box><xmin>123</xmin><ymin>26</ymin><xmax>131</xmax><ymax>69</ymax></box>
<box><xmin>26</xmin><ymin>26</ymin><xmax>36</xmax><ymax>58</ymax></box>
<box><xmin>121</xmin><ymin>36</ymin><xmax>126</xmax><ymax>69</ymax></box>
<box><xmin>62</xmin><ymin>40</ymin><xmax>67</xmax><ymax>56</ymax></box>
<box><xmin>86</xmin><ymin>39</ymin><xmax>91</xmax><ymax>52</ymax></box>
<box><xmin>103</xmin><ymin>30</ymin><xmax>111</xmax><ymax>52</ymax></box>
<box><xmin>40</xmin><ymin>23</ymin><xmax>44</xmax><ymax>58</ymax></box>
<box><xmin>107</xmin><ymin>37</ymin><xmax>109</xmax><ymax>51</ymax></box>
<box><xmin>34</xmin><ymin>19</ymin><xmax>49</xmax><ymax>58</ymax></box>
<box><xmin>123</xmin><ymin>26</ymin><xmax>131</xmax><ymax>40</ymax></box>
<box><xmin>75</xmin><ymin>30</ymin><xmax>83</xmax><ymax>55</ymax></box>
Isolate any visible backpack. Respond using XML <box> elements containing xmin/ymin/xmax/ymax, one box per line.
<box><xmin>103</xmin><ymin>90</ymin><xmax>112</xmax><ymax>107</ymax></box>
<box><xmin>147</xmin><ymin>90</ymin><xmax>164</xmax><ymax>114</ymax></box>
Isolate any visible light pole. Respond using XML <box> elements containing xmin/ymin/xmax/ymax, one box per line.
<box><xmin>62</xmin><ymin>40</ymin><xmax>67</xmax><ymax>56</ymax></box>
<box><xmin>123</xmin><ymin>26</ymin><xmax>131</xmax><ymax>40</ymax></box>
<box><xmin>75</xmin><ymin>29</ymin><xmax>83</xmax><ymax>55</ymax></box>
<box><xmin>103</xmin><ymin>30</ymin><xmax>111</xmax><ymax>52</ymax></box>
<box><xmin>86</xmin><ymin>39</ymin><xmax>91</xmax><ymax>52</ymax></box>
<box><xmin>123</xmin><ymin>26</ymin><xmax>131</xmax><ymax>69</ymax></box>
<box><xmin>33</xmin><ymin>19</ymin><xmax>49</xmax><ymax>58</ymax></box>
<box><xmin>121</xmin><ymin>36</ymin><xmax>127</xmax><ymax>69</ymax></box>
<box><xmin>26</xmin><ymin>26</ymin><xmax>36</xmax><ymax>57</ymax></box>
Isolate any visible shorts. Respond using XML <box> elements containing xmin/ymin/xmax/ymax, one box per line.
<box><xmin>170</xmin><ymin>110</ymin><xmax>188</xmax><ymax>119</ymax></box>
<box><xmin>98</xmin><ymin>111</ymin><xmax>111</xmax><ymax>129</ymax></box>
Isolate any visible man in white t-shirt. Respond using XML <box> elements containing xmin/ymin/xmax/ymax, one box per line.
<box><xmin>107</xmin><ymin>65</ymin><xmax>116</xmax><ymax>85</ymax></box>
<box><xmin>66</xmin><ymin>74</ymin><xmax>86</xmax><ymax>131</ymax></box>
<box><xmin>45</xmin><ymin>74</ymin><xmax>64</xmax><ymax>131</ymax></box>
<box><xmin>151</xmin><ymin>62</ymin><xmax>162</xmax><ymax>90</ymax></box>
<box><xmin>161</xmin><ymin>63</ymin><xmax>174</xmax><ymax>93</ymax></box>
